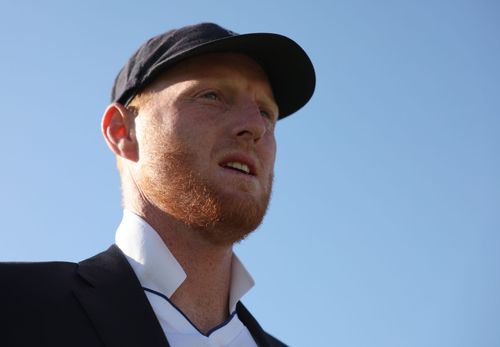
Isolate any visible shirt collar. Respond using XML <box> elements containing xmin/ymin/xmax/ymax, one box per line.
<box><xmin>115</xmin><ymin>209</ymin><xmax>255</xmax><ymax>313</ymax></box>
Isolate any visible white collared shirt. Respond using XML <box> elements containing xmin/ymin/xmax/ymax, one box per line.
<box><xmin>115</xmin><ymin>210</ymin><xmax>258</xmax><ymax>347</ymax></box>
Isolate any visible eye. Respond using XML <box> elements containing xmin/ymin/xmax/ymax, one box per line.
<box><xmin>260</xmin><ymin>108</ymin><xmax>278</xmax><ymax>123</ymax></box>
<box><xmin>200</xmin><ymin>91</ymin><xmax>219</xmax><ymax>100</ymax></box>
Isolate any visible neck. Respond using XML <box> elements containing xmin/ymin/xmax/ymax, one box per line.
<box><xmin>125</xmin><ymin>192</ymin><xmax>234</xmax><ymax>334</ymax></box>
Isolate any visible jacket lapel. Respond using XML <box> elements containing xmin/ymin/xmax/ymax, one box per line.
<box><xmin>73</xmin><ymin>245</ymin><xmax>169</xmax><ymax>347</ymax></box>
<box><xmin>237</xmin><ymin>302</ymin><xmax>286</xmax><ymax>347</ymax></box>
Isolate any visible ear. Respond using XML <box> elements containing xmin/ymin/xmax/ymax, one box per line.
<box><xmin>101</xmin><ymin>103</ymin><xmax>138</xmax><ymax>162</ymax></box>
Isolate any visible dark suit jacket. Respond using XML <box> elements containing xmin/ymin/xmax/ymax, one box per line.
<box><xmin>0</xmin><ymin>245</ymin><xmax>286</xmax><ymax>347</ymax></box>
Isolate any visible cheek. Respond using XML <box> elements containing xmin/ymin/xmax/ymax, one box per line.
<box><xmin>140</xmin><ymin>111</ymin><xmax>189</xmax><ymax>151</ymax></box>
<box><xmin>265</xmin><ymin>135</ymin><xmax>277</xmax><ymax>163</ymax></box>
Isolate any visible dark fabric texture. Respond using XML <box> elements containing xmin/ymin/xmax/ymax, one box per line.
<box><xmin>0</xmin><ymin>245</ymin><xmax>287</xmax><ymax>347</ymax></box>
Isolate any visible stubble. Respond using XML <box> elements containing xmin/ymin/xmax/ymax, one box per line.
<box><xmin>138</xmin><ymin>146</ymin><xmax>273</xmax><ymax>246</ymax></box>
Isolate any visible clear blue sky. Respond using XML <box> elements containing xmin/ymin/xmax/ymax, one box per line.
<box><xmin>1</xmin><ymin>1</ymin><xmax>499</xmax><ymax>346</ymax></box>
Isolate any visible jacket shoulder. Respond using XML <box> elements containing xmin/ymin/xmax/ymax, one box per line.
<box><xmin>236</xmin><ymin>302</ymin><xmax>289</xmax><ymax>347</ymax></box>
<box><xmin>0</xmin><ymin>260</ymin><xmax>79</xmax><ymax>288</ymax></box>
<box><xmin>0</xmin><ymin>260</ymin><xmax>83</xmax><ymax>314</ymax></box>
<box><xmin>265</xmin><ymin>333</ymin><xmax>288</xmax><ymax>347</ymax></box>
<box><xmin>0</xmin><ymin>257</ymin><xmax>107</xmax><ymax>346</ymax></box>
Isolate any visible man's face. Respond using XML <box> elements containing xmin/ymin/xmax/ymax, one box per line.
<box><xmin>132</xmin><ymin>53</ymin><xmax>278</xmax><ymax>245</ymax></box>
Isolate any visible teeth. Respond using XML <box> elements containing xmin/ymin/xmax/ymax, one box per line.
<box><xmin>225</xmin><ymin>161</ymin><xmax>250</xmax><ymax>174</ymax></box>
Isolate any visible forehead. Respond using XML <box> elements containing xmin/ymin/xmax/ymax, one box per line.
<box><xmin>144</xmin><ymin>53</ymin><xmax>275</xmax><ymax>99</ymax></box>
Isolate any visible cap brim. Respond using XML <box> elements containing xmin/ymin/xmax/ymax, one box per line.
<box><xmin>142</xmin><ymin>33</ymin><xmax>316</xmax><ymax>119</ymax></box>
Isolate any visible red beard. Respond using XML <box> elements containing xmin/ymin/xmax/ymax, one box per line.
<box><xmin>138</xmin><ymin>148</ymin><xmax>273</xmax><ymax>246</ymax></box>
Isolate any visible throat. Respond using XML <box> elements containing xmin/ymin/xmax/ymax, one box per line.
<box><xmin>170</xmin><ymin>273</ymin><xmax>231</xmax><ymax>334</ymax></box>
<box><xmin>166</xmin><ymin>241</ymin><xmax>234</xmax><ymax>334</ymax></box>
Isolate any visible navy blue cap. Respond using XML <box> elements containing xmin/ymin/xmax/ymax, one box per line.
<box><xmin>111</xmin><ymin>23</ymin><xmax>315</xmax><ymax>119</ymax></box>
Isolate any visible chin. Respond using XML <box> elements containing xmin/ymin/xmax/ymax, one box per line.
<box><xmin>194</xmin><ymin>189</ymin><xmax>270</xmax><ymax>246</ymax></box>
<box><xmin>139</xmin><ymin>150</ymin><xmax>273</xmax><ymax>245</ymax></box>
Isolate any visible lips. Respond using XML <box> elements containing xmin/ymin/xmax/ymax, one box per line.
<box><xmin>224</xmin><ymin>161</ymin><xmax>251</xmax><ymax>174</ymax></box>
<box><xmin>219</xmin><ymin>154</ymin><xmax>257</xmax><ymax>176</ymax></box>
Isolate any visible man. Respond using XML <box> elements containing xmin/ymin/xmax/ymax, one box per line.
<box><xmin>0</xmin><ymin>23</ymin><xmax>315</xmax><ymax>347</ymax></box>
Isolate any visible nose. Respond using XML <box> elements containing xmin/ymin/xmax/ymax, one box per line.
<box><xmin>232</xmin><ymin>101</ymin><xmax>268</xmax><ymax>144</ymax></box>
